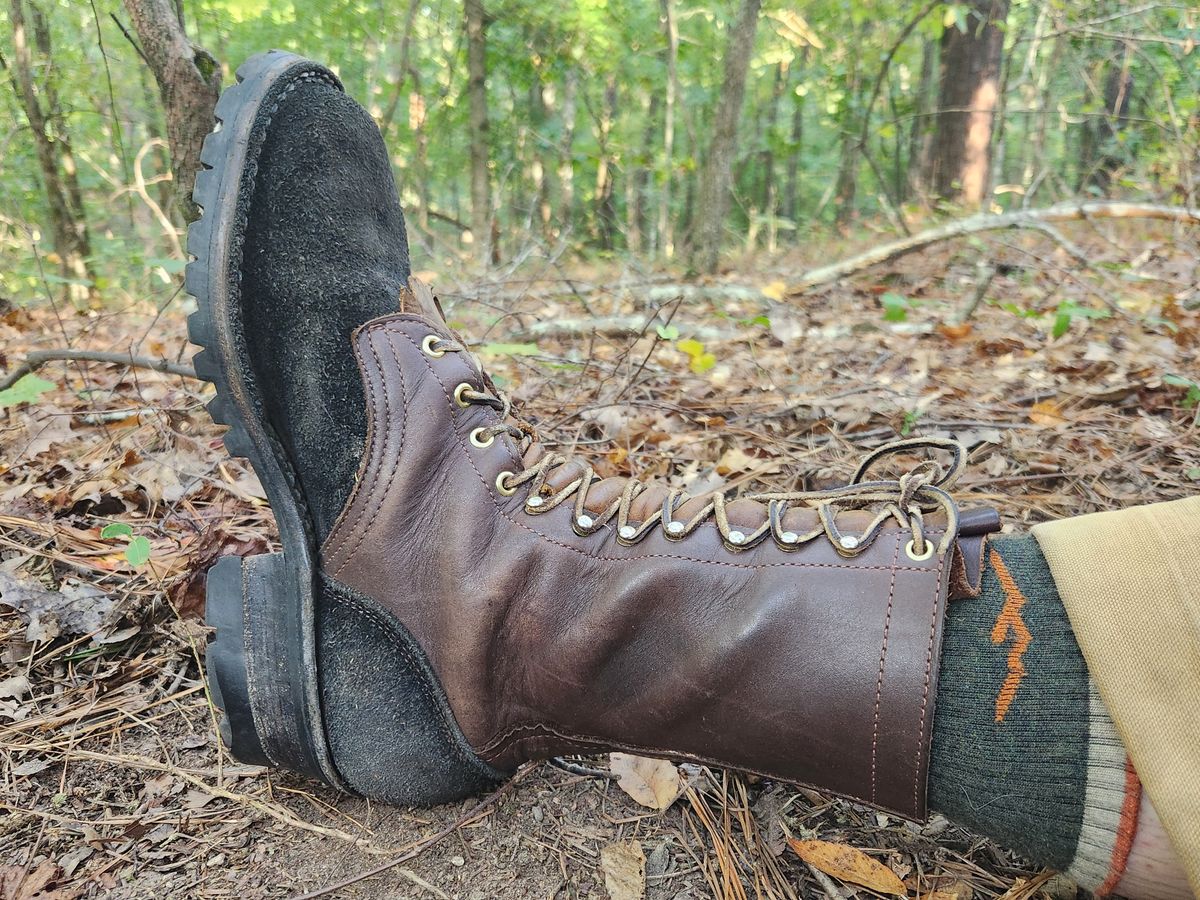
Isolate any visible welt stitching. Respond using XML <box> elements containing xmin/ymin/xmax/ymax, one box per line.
<box><xmin>323</xmin><ymin>335</ymin><xmax>385</xmax><ymax>568</ymax></box>
<box><xmin>333</xmin><ymin>335</ymin><xmax>407</xmax><ymax>577</ymax></box>
<box><xmin>913</xmin><ymin>556</ymin><xmax>947</xmax><ymax>811</ymax></box>
<box><xmin>870</xmin><ymin>533</ymin><xmax>902</xmax><ymax>805</ymax></box>
<box><xmin>328</xmin><ymin>586</ymin><xmax>474</xmax><ymax>767</ymax></box>
<box><xmin>385</xmin><ymin>321</ymin><xmax>944</xmax><ymax>573</ymax></box>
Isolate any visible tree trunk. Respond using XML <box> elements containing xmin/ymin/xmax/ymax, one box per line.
<box><xmin>1083</xmin><ymin>43</ymin><xmax>1134</xmax><ymax>195</ymax></box>
<box><xmin>592</xmin><ymin>76</ymin><xmax>619</xmax><ymax>251</ymax></box>
<box><xmin>783</xmin><ymin>50</ymin><xmax>807</xmax><ymax>235</ymax></box>
<box><xmin>557</xmin><ymin>69</ymin><xmax>577</xmax><ymax>236</ymax></box>
<box><xmin>122</xmin><ymin>0</ymin><xmax>221</xmax><ymax>223</ymax></box>
<box><xmin>689</xmin><ymin>0</ymin><xmax>762</xmax><ymax>274</ymax></box>
<box><xmin>4</xmin><ymin>0</ymin><xmax>95</xmax><ymax>303</ymax></box>
<box><xmin>657</xmin><ymin>0</ymin><xmax>679</xmax><ymax>258</ymax></box>
<box><xmin>929</xmin><ymin>0</ymin><xmax>1009</xmax><ymax>205</ymax></box>
<box><xmin>465</xmin><ymin>0</ymin><xmax>491</xmax><ymax>263</ymax></box>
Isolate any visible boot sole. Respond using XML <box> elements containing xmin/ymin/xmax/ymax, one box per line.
<box><xmin>186</xmin><ymin>50</ymin><xmax>345</xmax><ymax>789</ymax></box>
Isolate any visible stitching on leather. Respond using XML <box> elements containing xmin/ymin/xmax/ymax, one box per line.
<box><xmin>322</xmin><ymin>334</ymin><xmax>385</xmax><ymax>568</ymax></box>
<box><xmin>912</xmin><ymin>555</ymin><xmax>947</xmax><ymax>812</ymax></box>
<box><xmin>869</xmin><ymin>534</ymin><xmax>902</xmax><ymax>805</ymax></box>
<box><xmin>475</xmin><ymin>721</ymin><xmax>918</xmax><ymax>818</ymax></box>
<box><xmin>374</xmin><ymin>319</ymin><xmax>945</xmax><ymax>573</ymax></box>
<box><xmin>323</xmin><ymin>580</ymin><xmax>477</xmax><ymax>768</ymax></box>
<box><xmin>330</xmin><ymin>334</ymin><xmax>407</xmax><ymax>577</ymax></box>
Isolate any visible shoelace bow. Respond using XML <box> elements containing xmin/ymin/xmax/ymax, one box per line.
<box><xmin>434</xmin><ymin>336</ymin><xmax>964</xmax><ymax>559</ymax></box>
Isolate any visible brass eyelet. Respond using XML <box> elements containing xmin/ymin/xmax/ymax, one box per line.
<box><xmin>496</xmin><ymin>471</ymin><xmax>517</xmax><ymax>495</ymax></box>
<box><xmin>453</xmin><ymin>382</ymin><xmax>474</xmax><ymax>408</ymax></box>
<box><xmin>905</xmin><ymin>538</ymin><xmax>936</xmax><ymax>562</ymax></box>
<box><xmin>469</xmin><ymin>427</ymin><xmax>495</xmax><ymax>448</ymax></box>
<box><xmin>421</xmin><ymin>334</ymin><xmax>446</xmax><ymax>358</ymax></box>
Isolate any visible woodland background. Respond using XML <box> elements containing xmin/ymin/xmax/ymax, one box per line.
<box><xmin>1</xmin><ymin>2</ymin><xmax>1199</xmax><ymax>899</ymax></box>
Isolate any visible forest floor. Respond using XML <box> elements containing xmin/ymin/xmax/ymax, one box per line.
<box><xmin>1</xmin><ymin>219</ymin><xmax>1198</xmax><ymax>900</ymax></box>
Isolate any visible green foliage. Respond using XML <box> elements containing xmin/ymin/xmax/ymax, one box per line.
<box><xmin>1163</xmin><ymin>374</ymin><xmax>1200</xmax><ymax>410</ymax></box>
<box><xmin>1051</xmin><ymin>301</ymin><xmax>1110</xmax><ymax>339</ymax></box>
<box><xmin>675</xmin><ymin>338</ymin><xmax>717</xmax><ymax>374</ymax></box>
<box><xmin>0</xmin><ymin>374</ymin><xmax>55</xmax><ymax>409</ymax></box>
<box><xmin>101</xmin><ymin>522</ymin><xmax>152</xmax><ymax>567</ymax></box>
<box><xmin>880</xmin><ymin>292</ymin><xmax>910</xmax><ymax>323</ymax></box>
<box><xmin>1</xmin><ymin>1</ymin><xmax>1195</xmax><ymax>304</ymax></box>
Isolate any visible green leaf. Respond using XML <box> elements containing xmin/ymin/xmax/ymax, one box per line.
<box><xmin>125</xmin><ymin>536</ymin><xmax>152</xmax><ymax>567</ymax></box>
<box><xmin>901</xmin><ymin>409</ymin><xmax>922</xmax><ymax>436</ymax></box>
<box><xmin>655</xmin><ymin>324</ymin><xmax>680</xmax><ymax>341</ymax></box>
<box><xmin>1187</xmin><ymin>467</ymin><xmax>1200</xmax><ymax>481</ymax></box>
<box><xmin>1052</xmin><ymin>312</ymin><xmax>1072</xmax><ymax>339</ymax></box>
<box><xmin>100</xmin><ymin>522</ymin><xmax>134</xmax><ymax>539</ymax></box>
<box><xmin>881</xmin><ymin>293</ymin><xmax>909</xmax><ymax>323</ymax></box>
<box><xmin>0</xmin><ymin>374</ymin><xmax>56</xmax><ymax>409</ymax></box>
<box><xmin>676</xmin><ymin>338</ymin><xmax>705</xmax><ymax>357</ymax></box>
<box><xmin>478</xmin><ymin>342</ymin><xmax>540</xmax><ymax>357</ymax></box>
<box><xmin>689</xmin><ymin>352</ymin><xmax>717</xmax><ymax>374</ymax></box>
<box><xmin>744</xmin><ymin>315</ymin><xmax>771</xmax><ymax>328</ymax></box>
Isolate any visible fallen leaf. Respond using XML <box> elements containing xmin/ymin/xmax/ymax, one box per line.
<box><xmin>610</xmin><ymin>753</ymin><xmax>683</xmax><ymax>810</ymax></box>
<box><xmin>11</xmin><ymin>757</ymin><xmax>53</xmax><ymax>777</ymax></box>
<box><xmin>1028</xmin><ymin>399</ymin><xmax>1068</xmax><ymax>426</ymax></box>
<box><xmin>600</xmin><ymin>839</ymin><xmax>645</xmax><ymax>900</ymax></box>
<box><xmin>788</xmin><ymin>838</ymin><xmax>906</xmax><ymax>896</ymax></box>
<box><xmin>0</xmin><ymin>573</ymin><xmax>118</xmax><ymax>643</ymax></box>
<box><xmin>937</xmin><ymin>322</ymin><xmax>974</xmax><ymax>341</ymax></box>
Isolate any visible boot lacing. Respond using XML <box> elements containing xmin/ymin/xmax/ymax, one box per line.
<box><xmin>431</xmin><ymin>336</ymin><xmax>964</xmax><ymax>560</ymax></box>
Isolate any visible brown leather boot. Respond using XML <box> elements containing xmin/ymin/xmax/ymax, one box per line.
<box><xmin>190</xmin><ymin>52</ymin><xmax>999</xmax><ymax>821</ymax></box>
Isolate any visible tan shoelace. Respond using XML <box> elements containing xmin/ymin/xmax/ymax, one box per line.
<box><xmin>431</xmin><ymin>335</ymin><xmax>963</xmax><ymax>560</ymax></box>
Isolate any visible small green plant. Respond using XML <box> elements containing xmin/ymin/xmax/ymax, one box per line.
<box><xmin>655</xmin><ymin>323</ymin><xmax>680</xmax><ymax>341</ymax></box>
<box><xmin>1164</xmin><ymin>374</ymin><xmax>1200</xmax><ymax>425</ymax></box>
<box><xmin>1051</xmin><ymin>300</ymin><xmax>1110</xmax><ymax>339</ymax></box>
<box><xmin>100</xmin><ymin>522</ymin><xmax>152</xmax><ymax>567</ymax></box>
<box><xmin>0</xmin><ymin>374</ymin><xmax>55</xmax><ymax>409</ymax></box>
<box><xmin>900</xmin><ymin>408</ymin><xmax>923</xmax><ymax>436</ymax></box>
<box><xmin>880</xmin><ymin>292</ymin><xmax>910</xmax><ymax>323</ymax></box>
<box><xmin>675</xmin><ymin>338</ymin><xmax>717</xmax><ymax>374</ymax></box>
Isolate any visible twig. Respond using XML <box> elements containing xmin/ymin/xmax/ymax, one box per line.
<box><xmin>290</xmin><ymin>765</ymin><xmax>537</xmax><ymax>900</ymax></box>
<box><xmin>955</xmin><ymin>262</ymin><xmax>997</xmax><ymax>325</ymax></box>
<box><xmin>1</xmin><ymin>348</ymin><xmax>196</xmax><ymax>390</ymax></box>
<box><xmin>787</xmin><ymin>201</ymin><xmax>1200</xmax><ymax>295</ymax></box>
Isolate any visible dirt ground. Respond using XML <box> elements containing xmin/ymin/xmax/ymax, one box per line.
<box><xmin>2</xmin><ymin>222</ymin><xmax>1197</xmax><ymax>898</ymax></box>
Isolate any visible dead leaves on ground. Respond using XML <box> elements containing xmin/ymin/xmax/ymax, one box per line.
<box><xmin>789</xmin><ymin>837</ymin><xmax>907</xmax><ymax>896</ymax></box>
<box><xmin>609</xmin><ymin>753</ymin><xmax>685</xmax><ymax>811</ymax></box>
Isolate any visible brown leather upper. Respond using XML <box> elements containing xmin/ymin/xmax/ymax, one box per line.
<box><xmin>320</xmin><ymin>305</ymin><xmax>997</xmax><ymax>820</ymax></box>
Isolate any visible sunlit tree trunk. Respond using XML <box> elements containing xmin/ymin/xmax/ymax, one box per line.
<box><xmin>657</xmin><ymin>0</ymin><xmax>678</xmax><ymax>258</ymax></box>
<box><xmin>929</xmin><ymin>0</ymin><xmax>1009</xmax><ymax>205</ymax></box>
<box><xmin>4</xmin><ymin>0</ymin><xmax>95</xmax><ymax>303</ymax></box>
<box><xmin>557</xmin><ymin>69</ymin><xmax>577</xmax><ymax>238</ymax></box>
<box><xmin>465</xmin><ymin>0</ymin><xmax>491</xmax><ymax>263</ymax></box>
<box><xmin>689</xmin><ymin>0</ymin><xmax>762</xmax><ymax>274</ymax></box>
<box><xmin>122</xmin><ymin>0</ymin><xmax>221</xmax><ymax>224</ymax></box>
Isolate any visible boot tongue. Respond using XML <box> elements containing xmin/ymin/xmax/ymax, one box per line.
<box><xmin>398</xmin><ymin>275</ymin><xmax>447</xmax><ymax>323</ymax></box>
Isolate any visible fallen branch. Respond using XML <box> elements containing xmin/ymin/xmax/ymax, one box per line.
<box><xmin>788</xmin><ymin>201</ymin><xmax>1200</xmax><ymax>295</ymax></box>
<box><xmin>1</xmin><ymin>349</ymin><xmax>197</xmax><ymax>391</ymax></box>
<box><xmin>511</xmin><ymin>314</ymin><xmax>739</xmax><ymax>343</ymax></box>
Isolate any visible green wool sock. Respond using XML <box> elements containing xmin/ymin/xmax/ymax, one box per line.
<box><xmin>929</xmin><ymin>534</ymin><xmax>1141</xmax><ymax>894</ymax></box>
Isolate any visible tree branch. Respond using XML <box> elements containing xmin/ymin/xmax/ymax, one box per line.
<box><xmin>1</xmin><ymin>348</ymin><xmax>196</xmax><ymax>390</ymax></box>
<box><xmin>788</xmin><ymin>201</ymin><xmax>1200</xmax><ymax>295</ymax></box>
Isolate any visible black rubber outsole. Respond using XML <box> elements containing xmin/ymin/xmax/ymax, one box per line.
<box><xmin>186</xmin><ymin>51</ymin><xmax>345</xmax><ymax>790</ymax></box>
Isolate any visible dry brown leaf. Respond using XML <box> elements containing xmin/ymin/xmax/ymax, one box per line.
<box><xmin>788</xmin><ymin>838</ymin><xmax>906</xmax><ymax>896</ymax></box>
<box><xmin>600</xmin><ymin>839</ymin><xmax>645</xmax><ymax>900</ymax></box>
<box><xmin>609</xmin><ymin>753</ymin><xmax>683</xmax><ymax>810</ymax></box>
<box><xmin>1028</xmin><ymin>399</ymin><xmax>1068</xmax><ymax>426</ymax></box>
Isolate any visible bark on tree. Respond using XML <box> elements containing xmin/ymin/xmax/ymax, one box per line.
<box><xmin>689</xmin><ymin>0</ymin><xmax>762</xmax><ymax>274</ymax></box>
<box><xmin>928</xmin><ymin>0</ymin><xmax>1009</xmax><ymax>206</ymax></box>
<box><xmin>465</xmin><ymin>0</ymin><xmax>491</xmax><ymax>263</ymax></box>
<box><xmin>592</xmin><ymin>76</ymin><xmax>619</xmax><ymax>251</ymax></box>
<box><xmin>3</xmin><ymin>0</ymin><xmax>96</xmax><ymax>303</ymax></box>
<box><xmin>657</xmin><ymin>0</ymin><xmax>679</xmax><ymax>258</ymax></box>
<box><xmin>557</xmin><ymin>69</ymin><xmax>578</xmax><ymax>237</ymax></box>
<box><xmin>122</xmin><ymin>0</ymin><xmax>221</xmax><ymax>224</ymax></box>
<box><xmin>1082</xmin><ymin>43</ymin><xmax>1134</xmax><ymax>195</ymax></box>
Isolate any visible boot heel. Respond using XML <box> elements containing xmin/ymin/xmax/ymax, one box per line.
<box><xmin>204</xmin><ymin>553</ymin><xmax>277</xmax><ymax>767</ymax></box>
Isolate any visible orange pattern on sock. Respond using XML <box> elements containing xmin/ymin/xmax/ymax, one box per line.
<box><xmin>989</xmin><ymin>547</ymin><xmax>1033</xmax><ymax>723</ymax></box>
<box><xmin>1097</xmin><ymin>758</ymin><xmax>1142</xmax><ymax>897</ymax></box>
